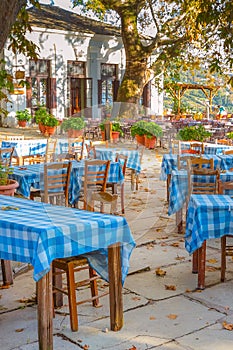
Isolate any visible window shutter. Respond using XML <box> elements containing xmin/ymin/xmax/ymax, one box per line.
<box><xmin>113</xmin><ymin>80</ymin><xmax>120</xmax><ymax>101</ymax></box>
<box><xmin>48</xmin><ymin>78</ymin><xmax>57</xmax><ymax>109</ymax></box>
<box><xmin>26</xmin><ymin>77</ymin><xmax>32</xmax><ymax>108</ymax></box>
<box><xmin>97</xmin><ymin>80</ymin><xmax>102</xmax><ymax>105</ymax></box>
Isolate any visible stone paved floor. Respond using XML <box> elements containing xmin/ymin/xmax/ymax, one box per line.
<box><xmin>1</xmin><ymin>127</ymin><xmax>233</xmax><ymax>349</ymax></box>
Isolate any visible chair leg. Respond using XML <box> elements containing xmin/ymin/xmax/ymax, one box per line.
<box><xmin>192</xmin><ymin>251</ymin><xmax>198</xmax><ymax>273</ymax></box>
<box><xmin>120</xmin><ymin>184</ymin><xmax>125</xmax><ymax>215</ymax></box>
<box><xmin>66</xmin><ymin>262</ymin><xmax>78</xmax><ymax>332</ymax></box>
<box><xmin>221</xmin><ymin>236</ymin><xmax>226</xmax><ymax>282</ymax></box>
<box><xmin>135</xmin><ymin>174</ymin><xmax>139</xmax><ymax>191</ymax></box>
<box><xmin>131</xmin><ymin>170</ymin><xmax>135</xmax><ymax>191</ymax></box>
<box><xmin>1</xmin><ymin>259</ymin><xmax>13</xmax><ymax>285</ymax></box>
<box><xmin>89</xmin><ymin>267</ymin><xmax>99</xmax><ymax>307</ymax></box>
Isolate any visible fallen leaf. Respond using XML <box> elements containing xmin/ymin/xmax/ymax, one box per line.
<box><xmin>144</xmin><ymin>188</ymin><xmax>149</xmax><ymax>192</ymax></box>
<box><xmin>149</xmin><ymin>316</ymin><xmax>156</xmax><ymax>320</ymax></box>
<box><xmin>160</xmin><ymin>242</ymin><xmax>167</xmax><ymax>246</ymax></box>
<box><xmin>206</xmin><ymin>266</ymin><xmax>219</xmax><ymax>272</ymax></box>
<box><xmin>175</xmin><ymin>256</ymin><xmax>186</xmax><ymax>261</ymax></box>
<box><xmin>171</xmin><ymin>242</ymin><xmax>180</xmax><ymax>247</ymax></box>
<box><xmin>132</xmin><ymin>296</ymin><xmax>141</xmax><ymax>301</ymax></box>
<box><xmin>165</xmin><ymin>285</ymin><xmax>176</xmax><ymax>291</ymax></box>
<box><xmin>222</xmin><ymin>321</ymin><xmax>233</xmax><ymax>331</ymax></box>
<box><xmin>179</xmin><ymin>238</ymin><xmax>184</xmax><ymax>242</ymax></box>
<box><xmin>128</xmin><ymin>346</ymin><xmax>137</xmax><ymax>350</ymax></box>
<box><xmin>155</xmin><ymin>268</ymin><xmax>166</xmax><ymax>277</ymax></box>
<box><xmin>185</xmin><ymin>289</ymin><xmax>192</xmax><ymax>293</ymax></box>
<box><xmin>167</xmin><ymin>314</ymin><xmax>177</xmax><ymax>319</ymax></box>
<box><xmin>15</xmin><ymin>328</ymin><xmax>24</xmax><ymax>332</ymax></box>
<box><xmin>207</xmin><ymin>258</ymin><xmax>217</xmax><ymax>264</ymax></box>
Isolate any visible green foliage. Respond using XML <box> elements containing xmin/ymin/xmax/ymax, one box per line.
<box><xmin>0</xmin><ymin>64</ymin><xmax>14</xmax><ymax>117</ymax></box>
<box><xmin>177</xmin><ymin>125</ymin><xmax>212</xmax><ymax>142</ymax></box>
<box><xmin>34</xmin><ymin>106</ymin><xmax>58</xmax><ymax>126</ymax></box>
<box><xmin>61</xmin><ymin>117</ymin><xmax>86</xmax><ymax>131</ymax></box>
<box><xmin>112</xmin><ymin>121</ymin><xmax>124</xmax><ymax>137</ymax></box>
<box><xmin>227</xmin><ymin>132</ymin><xmax>233</xmax><ymax>140</ymax></box>
<box><xmin>131</xmin><ymin>120</ymin><xmax>163</xmax><ymax>138</ymax></box>
<box><xmin>0</xmin><ymin>164</ymin><xmax>13</xmax><ymax>185</ymax></box>
<box><xmin>15</xmin><ymin>109</ymin><xmax>32</xmax><ymax>121</ymax></box>
<box><xmin>130</xmin><ymin>120</ymin><xmax>148</xmax><ymax>137</ymax></box>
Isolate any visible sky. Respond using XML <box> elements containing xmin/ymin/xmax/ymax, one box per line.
<box><xmin>40</xmin><ymin>0</ymin><xmax>75</xmax><ymax>11</ymax></box>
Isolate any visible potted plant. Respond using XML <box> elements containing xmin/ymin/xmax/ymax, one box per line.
<box><xmin>35</xmin><ymin>106</ymin><xmax>50</xmax><ymax>133</ymax></box>
<box><xmin>130</xmin><ymin>120</ymin><xmax>148</xmax><ymax>145</ymax></box>
<box><xmin>61</xmin><ymin>117</ymin><xmax>86</xmax><ymax>138</ymax></box>
<box><xmin>15</xmin><ymin>109</ymin><xmax>32</xmax><ymax>127</ymax></box>
<box><xmin>177</xmin><ymin>125</ymin><xmax>212</xmax><ymax>142</ymax></box>
<box><xmin>111</xmin><ymin>121</ymin><xmax>124</xmax><ymax>142</ymax></box>
<box><xmin>0</xmin><ymin>164</ymin><xmax>19</xmax><ymax>196</ymax></box>
<box><xmin>144</xmin><ymin>122</ymin><xmax>163</xmax><ymax>149</ymax></box>
<box><xmin>42</xmin><ymin>114</ymin><xmax>60</xmax><ymax>136</ymax></box>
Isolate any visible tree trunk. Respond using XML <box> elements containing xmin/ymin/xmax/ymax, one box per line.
<box><xmin>115</xmin><ymin>8</ymin><xmax>154</xmax><ymax>117</ymax></box>
<box><xmin>0</xmin><ymin>0</ymin><xmax>26</xmax><ymax>52</ymax></box>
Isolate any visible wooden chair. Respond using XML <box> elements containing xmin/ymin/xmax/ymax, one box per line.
<box><xmin>217</xmin><ymin>139</ymin><xmax>232</xmax><ymax>145</ymax></box>
<box><xmin>30</xmin><ymin>161</ymin><xmax>72</xmax><ymax>206</ymax></box>
<box><xmin>187</xmin><ymin>164</ymin><xmax>220</xmax><ymax>280</ymax></box>
<box><xmin>190</xmin><ymin>142</ymin><xmax>204</xmax><ymax>154</ymax></box>
<box><xmin>0</xmin><ymin>147</ymin><xmax>15</xmax><ymax>166</ymax></box>
<box><xmin>188</xmin><ymin>157</ymin><xmax>214</xmax><ymax>170</ymax></box>
<box><xmin>30</xmin><ymin>138</ymin><xmax>57</xmax><ymax>164</ymax></box>
<box><xmin>106</xmin><ymin>153</ymin><xmax>128</xmax><ymax>214</ymax></box>
<box><xmin>218</xmin><ymin>180</ymin><xmax>233</xmax><ymax>282</ymax></box>
<box><xmin>131</xmin><ymin>144</ymin><xmax>145</xmax><ymax>191</ymax></box>
<box><xmin>171</xmin><ymin>140</ymin><xmax>181</xmax><ymax>154</ymax></box>
<box><xmin>223</xmin><ymin>149</ymin><xmax>233</xmax><ymax>155</ymax></box>
<box><xmin>68</xmin><ymin>136</ymin><xmax>85</xmax><ymax>161</ymax></box>
<box><xmin>91</xmin><ymin>140</ymin><xmax>108</xmax><ymax>147</ymax></box>
<box><xmin>82</xmin><ymin>159</ymin><xmax>111</xmax><ymax>211</ymax></box>
<box><xmin>53</xmin><ymin>160</ymin><xmax>117</xmax><ymax>332</ymax></box>
<box><xmin>177</xmin><ymin>154</ymin><xmax>197</xmax><ymax>170</ymax></box>
<box><xmin>85</xmin><ymin>143</ymin><xmax>97</xmax><ymax>159</ymax></box>
<box><xmin>6</xmin><ymin>135</ymin><xmax>24</xmax><ymax>140</ymax></box>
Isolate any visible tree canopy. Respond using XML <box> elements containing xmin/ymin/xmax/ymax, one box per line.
<box><xmin>0</xmin><ymin>0</ymin><xmax>232</xmax><ymax>116</ymax></box>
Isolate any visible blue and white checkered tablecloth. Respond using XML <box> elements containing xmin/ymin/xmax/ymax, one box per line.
<box><xmin>2</xmin><ymin>139</ymin><xmax>47</xmax><ymax>157</ymax></box>
<box><xmin>168</xmin><ymin>169</ymin><xmax>233</xmax><ymax>215</ymax></box>
<box><xmin>217</xmin><ymin>155</ymin><xmax>233</xmax><ymax>171</ymax></box>
<box><xmin>203</xmin><ymin>144</ymin><xmax>233</xmax><ymax>155</ymax></box>
<box><xmin>9</xmin><ymin>160</ymin><xmax>124</xmax><ymax>204</ymax></box>
<box><xmin>56</xmin><ymin>139</ymin><xmax>91</xmax><ymax>157</ymax></box>
<box><xmin>185</xmin><ymin>194</ymin><xmax>233</xmax><ymax>254</ymax></box>
<box><xmin>160</xmin><ymin>154</ymin><xmax>222</xmax><ymax>181</ymax></box>
<box><xmin>95</xmin><ymin>148</ymin><xmax>141</xmax><ymax>174</ymax></box>
<box><xmin>0</xmin><ymin>195</ymin><xmax>135</xmax><ymax>283</ymax></box>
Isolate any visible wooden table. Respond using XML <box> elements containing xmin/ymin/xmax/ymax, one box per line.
<box><xmin>0</xmin><ymin>195</ymin><xmax>135</xmax><ymax>349</ymax></box>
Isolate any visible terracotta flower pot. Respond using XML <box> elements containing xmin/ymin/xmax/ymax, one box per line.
<box><xmin>45</xmin><ymin>126</ymin><xmax>56</xmax><ymax>137</ymax></box>
<box><xmin>111</xmin><ymin>131</ymin><xmax>120</xmax><ymax>143</ymax></box>
<box><xmin>0</xmin><ymin>180</ymin><xmax>19</xmax><ymax>196</ymax></box>
<box><xmin>18</xmin><ymin>120</ymin><xmax>27</xmax><ymax>128</ymax></box>
<box><xmin>144</xmin><ymin>135</ymin><xmax>157</xmax><ymax>149</ymax></box>
<box><xmin>135</xmin><ymin>134</ymin><xmax>145</xmax><ymax>145</ymax></box>
<box><xmin>67</xmin><ymin>129</ymin><xmax>84</xmax><ymax>138</ymax></box>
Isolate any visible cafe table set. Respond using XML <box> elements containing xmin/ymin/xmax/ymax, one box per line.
<box><xmin>8</xmin><ymin>160</ymin><xmax>124</xmax><ymax>205</ymax></box>
<box><xmin>0</xmin><ymin>195</ymin><xmax>135</xmax><ymax>349</ymax></box>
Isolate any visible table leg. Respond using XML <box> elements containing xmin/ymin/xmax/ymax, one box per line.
<box><xmin>1</xmin><ymin>259</ymin><xmax>13</xmax><ymax>285</ymax></box>
<box><xmin>108</xmin><ymin>243</ymin><xmax>123</xmax><ymax>331</ymax></box>
<box><xmin>176</xmin><ymin>209</ymin><xmax>183</xmax><ymax>234</ymax></box>
<box><xmin>37</xmin><ymin>269</ymin><xmax>53</xmax><ymax>350</ymax></box>
<box><xmin>166</xmin><ymin>174</ymin><xmax>171</xmax><ymax>203</ymax></box>
<box><xmin>197</xmin><ymin>241</ymin><xmax>206</xmax><ymax>290</ymax></box>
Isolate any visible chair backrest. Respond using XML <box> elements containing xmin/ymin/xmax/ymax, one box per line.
<box><xmin>190</xmin><ymin>142</ymin><xmax>204</xmax><ymax>154</ymax></box>
<box><xmin>171</xmin><ymin>140</ymin><xmax>181</xmax><ymax>154</ymax></box>
<box><xmin>85</xmin><ymin>143</ymin><xmax>97</xmax><ymax>159</ymax></box>
<box><xmin>91</xmin><ymin>140</ymin><xmax>108</xmax><ymax>147</ymax></box>
<box><xmin>177</xmin><ymin>154</ymin><xmax>196</xmax><ymax>170</ymax></box>
<box><xmin>68</xmin><ymin>136</ymin><xmax>85</xmax><ymax>161</ymax></box>
<box><xmin>223</xmin><ymin>149</ymin><xmax>233</xmax><ymax>155</ymax></box>
<box><xmin>217</xmin><ymin>139</ymin><xmax>231</xmax><ymax>145</ymax></box>
<box><xmin>218</xmin><ymin>180</ymin><xmax>233</xmax><ymax>196</ymax></box>
<box><xmin>45</xmin><ymin>138</ymin><xmax>57</xmax><ymax>163</ymax></box>
<box><xmin>115</xmin><ymin>153</ymin><xmax>128</xmax><ymax>176</ymax></box>
<box><xmin>89</xmin><ymin>191</ymin><xmax>118</xmax><ymax>214</ymax></box>
<box><xmin>188</xmin><ymin>166</ymin><xmax>220</xmax><ymax>199</ymax></box>
<box><xmin>188</xmin><ymin>157</ymin><xmax>214</xmax><ymax>169</ymax></box>
<box><xmin>83</xmin><ymin>159</ymin><xmax>110</xmax><ymax>210</ymax></box>
<box><xmin>6</xmin><ymin>135</ymin><xmax>24</xmax><ymax>140</ymax></box>
<box><xmin>0</xmin><ymin>147</ymin><xmax>15</xmax><ymax>166</ymax></box>
<box><xmin>42</xmin><ymin>161</ymin><xmax>72</xmax><ymax>207</ymax></box>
